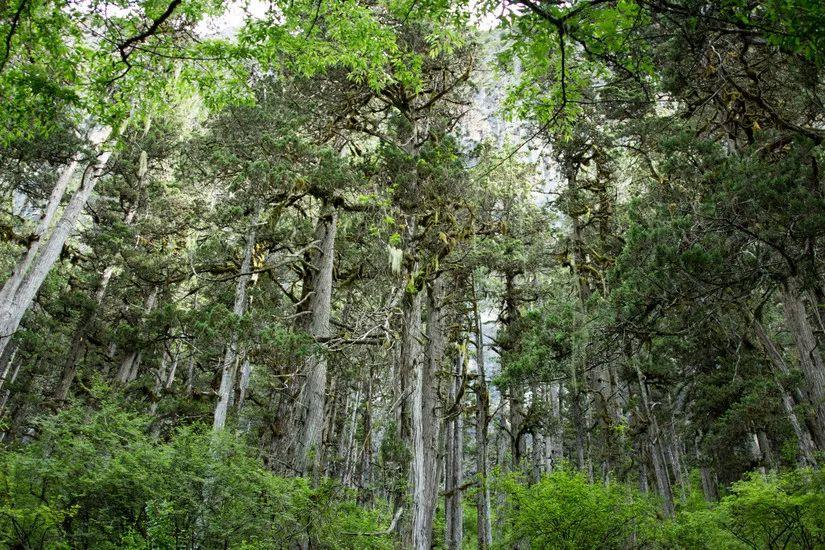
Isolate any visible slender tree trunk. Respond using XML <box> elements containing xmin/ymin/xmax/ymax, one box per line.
<box><xmin>236</xmin><ymin>358</ymin><xmax>251</xmax><ymax>413</ymax></box>
<box><xmin>699</xmin><ymin>465</ymin><xmax>718</xmax><ymax>501</ymax></box>
<box><xmin>573</xmin><ymin>217</ymin><xmax>613</xmax><ymax>478</ymax></box>
<box><xmin>693</xmin><ymin>432</ymin><xmax>718</xmax><ymax>501</ymax></box>
<box><xmin>409</xmin><ymin>276</ymin><xmax>445</xmax><ymax>550</ymax></box>
<box><xmin>757</xmin><ymin>430</ymin><xmax>774</xmax><ymax>469</ymax></box>
<box><xmin>530</xmin><ymin>430</ymin><xmax>544</xmax><ymax>483</ymax></box>
<box><xmin>780</xmin><ymin>281</ymin><xmax>825</xmax><ymax>446</ymax></box>
<box><xmin>666</xmin><ymin>411</ymin><xmax>687</xmax><ymax>500</ymax></box>
<box><xmin>634</xmin><ymin>362</ymin><xmax>674</xmax><ymax>517</ymax></box>
<box><xmin>116</xmin><ymin>286</ymin><xmax>159</xmax><ymax>384</ymax></box>
<box><xmin>570</xmin><ymin>367</ymin><xmax>588</xmax><ymax>472</ymax></box>
<box><xmin>471</xmin><ymin>274</ymin><xmax>493</xmax><ymax>550</ymax></box>
<box><xmin>545</xmin><ymin>381</ymin><xmax>564</xmax><ymax>471</ymax></box>
<box><xmin>357</xmin><ymin>366</ymin><xmax>373</xmax><ymax>506</ymax></box>
<box><xmin>149</xmin><ymin>348</ymin><xmax>172</xmax><ymax>416</ymax></box>
<box><xmin>445</xmin><ymin>352</ymin><xmax>464</xmax><ymax>550</ymax></box>
<box><xmin>341</xmin><ymin>386</ymin><xmax>361</xmax><ymax>486</ymax></box>
<box><xmin>500</xmin><ymin>272</ymin><xmax>526</xmax><ymax>470</ymax></box>
<box><xmin>0</xmin><ymin>138</ymin><xmax>113</xmax><ymax>359</ymax></box>
<box><xmin>293</xmin><ymin>204</ymin><xmax>337</xmax><ymax>477</ymax></box>
<box><xmin>0</xmin><ymin>345</ymin><xmax>17</xmax><ymax>393</ymax></box>
<box><xmin>509</xmin><ymin>386</ymin><xmax>525</xmax><ymax>466</ymax></box>
<box><xmin>779</xmin><ymin>390</ymin><xmax>818</xmax><ymax>466</ymax></box>
<box><xmin>395</xmin><ymin>271</ymin><xmax>423</xmax><ymax>532</ymax></box>
<box><xmin>753</xmin><ymin>317</ymin><xmax>822</xmax><ymax>459</ymax></box>
<box><xmin>213</xmin><ymin>219</ymin><xmax>257</xmax><ymax>431</ymax></box>
<box><xmin>0</xmin><ymin>357</ymin><xmax>21</xmax><ymax>416</ymax></box>
<box><xmin>637</xmin><ymin>450</ymin><xmax>650</xmax><ymax>494</ymax></box>
<box><xmin>0</xmin><ymin>357</ymin><xmax>34</xmax><ymax>442</ymax></box>
<box><xmin>54</xmin><ymin>265</ymin><xmax>117</xmax><ymax>402</ymax></box>
<box><xmin>0</xmin><ymin>155</ymin><xmax>81</xmax><ymax>309</ymax></box>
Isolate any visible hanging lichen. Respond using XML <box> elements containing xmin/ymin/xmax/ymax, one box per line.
<box><xmin>387</xmin><ymin>244</ymin><xmax>403</xmax><ymax>275</ymax></box>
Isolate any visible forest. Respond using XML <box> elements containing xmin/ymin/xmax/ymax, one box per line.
<box><xmin>0</xmin><ymin>0</ymin><xmax>824</xmax><ymax>548</ymax></box>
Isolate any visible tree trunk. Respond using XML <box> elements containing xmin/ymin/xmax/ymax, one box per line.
<box><xmin>213</xmin><ymin>219</ymin><xmax>257</xmax><ymax>431</ymax></box>
<box><xmin>410</xmin><ymin>276</ymin><xmax>445</xmax><ymax>550</ymax></box>
<box><xmin>0</xmin><ymin>357</ymin><xmax>21</xmax><ymax>416</ymax></box>
<box><xmin>781</xmin><ymin>390</ymin><xmax>818</xmax><ymax>466</ymax></box>
<box><xmin>634</xmin><ymin>362</ymin><xmax>674</xmax><ymax>516</ymax></box>
<box><xmin>294</xmin><ymin>204</ymin><xmax>337</xmax><ymax>476</ymax></box>
<box><xmin>471</xmin><ymin>274</ymin><xmax>493</xmax><ymax>550</ymax></box>
<box><xmin>0</xmin><ymin>345</ymin><xmax>18</xmax><ymax>393</ymax></box>
<box><xmin>780</xmin><ymin>281</ymin><xmax>825</xmax><ymax>446</ymax></box>
<box><xmin>665</xmin><ymin>410</ymin><xmax>688</xmax><ymax>500</ymax></box>
<box><xmin>116</xmin><ymin>286</ymin><xmax>159</xmax><ymax>384</ymax></box>
<box><xmin>341</xmin><ymin>386</ymin><xmax>361</xmax><ymax>486</ymax></box>
<box><xmin>395</xmin><ymin>271</ymin><xmax>424</xmax><ymax>532</ymax></box>
<box><xmin>0</xmin><ymin>138</ymin><xmax>113</xmax><ymax>359</ymax></box>
<box><xmin>0</xmin><ymin>155</ymin><xmax>81</xmax><ymax>309</ymax></box>
<box><xmin>545</xmin><ymin>381</ymin><xmax>564</xmax><ymax>471</ymax></box>
<box><xmin>700</xmin><ymin>465</ymin><xmax>718</xmax><ymax>501</ymax></box>
<box><xmin>149</xmin><ymin>348</ymin><xmax>172</xmax><ymax>416</ymax></box>
<box><xmin>445</xmin><ymin>352</ymin><xmax>464</xmax><ymax>550</ymax></box>
<box><xmin>357</xmin><ymin>366</ymin><xmax>374</xmax><ymax>506</ymax></box>
<box><xmin>570</xmin><ymin>367</ymin><xmax>588</xmax><ymax>472</ymax></box>
<box><xmin>236</xmin><ymin>358</ymin><xmax>251</xmax><ymax>413</ymax></box>
<box><xmin>753</xmin><ymin>317</ymin><xmax>821</xmax><ymax>459</ymax></box>
<box><xmin>54</xmin><ymin>265</ymin><xmax>117</xmax><ymax>402</ymax></box>
<box><xmin>569</xmin><ymin>177</ymin><xmax>613</xmax><ymax>479</ymax></box>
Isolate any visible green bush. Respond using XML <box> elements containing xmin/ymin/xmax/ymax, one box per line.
<box><xmin>2</xmin><ymin>398</ymin><xmax>822</xmax><ymax>549</ymax></box>
<box><xmin>719</xmin><ymin>469</ymin><xmax>825</xmax><ymax>549</ymax></box>
<box><xmin>661</xmin><ymin>469</ymin><xmax>825</xmax><ymax>549</ymax></box>
<box><xmin>494</xmin><ymin>468</ymin><xmax>656</xmax><ymax>549</ymax></box>
<box><xmin>0</xmin><ymin>399</ymin><xmax>393</xmax><ymax>549</ymax></box>
<box><xmin>493</xmin><ymin>465</ymin><xmax>825</xmax><ymax>550</ymax></box>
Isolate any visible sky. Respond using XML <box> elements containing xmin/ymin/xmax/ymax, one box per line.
<box><xmin>194</xmin><ymin>0</ymin><xmax>501</xmax><ymax>38</ymax></box>
<box><xmin>195</xmin><ymin>0</ymin><xmax>271</xmax><ymax>38</ymax></box>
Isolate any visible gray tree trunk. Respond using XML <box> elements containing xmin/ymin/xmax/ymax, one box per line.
<box><xmin>0</xmin><ymin>136</ymin><xmax>113</xmax><ymax>359</ymax></box>
<box><xmin>294</xmin><ymin>205</ymin><xmax>337</xmax><ymax>475</ymax></box>
<box><xmin>0</xmin><ymin>155</ymin><xmax>81</xmax><ymax>309</ymax></box>
<box><xmin>545</xmin><ymin>381</ymin><xmax>564</xmax><ymax>471</ymax></box>
<box><xmin>0</xmin><ymin>358</ymin><xmax>22</xmax><ymax>417</ymax></box>
<box><xmin>357</xmin><ymin>368</ymin><xmax>374</xmax><ymax>506</ymax></box>
<box><xmin>445</xmin><ymin>352</ymin><xmax>464</xmax><ymax>550</ymax></box>
<box><xmin>780</xmin><ymin>280</ymin><xmax>825</xmax><ymax>445</ymax></box>
<box><xmin>634</xmin><ymin>362</ymin><xmax>674</xmax><ymax>516</ymax></box>
<box><xmin>149</xmin><ymin>349</ymin><xmax>172</xmax><ymax>416</ymax></box>
<box><xmin>341</xmin><ymin>387</ymin><xmax>361</xmax><ymax>486</ymax></box>
<box><xmin>54</xmin><ymin>265</ymin><xmax>118</xmax><ymax>402</ymax></box>
<box><xmin>753</xmin><ymin>317</ymin><xmax>821</xmax><ymax>460</ymax></box>
<box><xmin>410</xmin><ymin>276</ymin><xmax>445</xmax><ymax>550</ymax></box>
<box><xmin>0</xmin><ymin>345</ymin><xmax>18</xmax><ymax>393</ymax></box>
<box><xmin>472</xmin><ymin>274</ymin><xmax>493</xmax><ymax>550</ymax></box>
<box><xmin>213</xmin><ymin>220</ymin><xmax>257</xmax><ymax>431</ymax></box>
<box><xmin>116</xmin><ymin>286</ymin><xmax>159</xmax><ymax>384</ymax></box>
<box><xmin>395</xmin><ymin>268</ymin><xmax>424</xmax><ymax>531</ymax></box>
<box><xmin>700</xmin><ymin>465</ymin><xmax>718</xmax><ymax>501</ymax></box>
<box><xmin>236</xmin><ymin>358</ymin><xmax>252</xmax><ymax>413</ymax></box>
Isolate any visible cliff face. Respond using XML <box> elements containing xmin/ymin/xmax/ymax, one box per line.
<box><xmin>460</xmin><ymin>31</ymin><xmax>561</xmax><ymax>196</ymax></box>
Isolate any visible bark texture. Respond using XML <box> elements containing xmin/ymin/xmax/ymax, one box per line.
<box><xmin>410</xmin><ymin>276</ymin><xmax>445</xmax><ymax>550</ymax></box>
<box><xmin>213</xmin><ymin>220</ymin><xmax>257</xmax><ymax>431</ymax></box>
<box><xmin>294</xmin><ymin>205</ymin><xmax>337</xmax><ymax>475</ymax></box>
<box><xmin>0</xmin><ymin>132</ymin><xmax>113</xmax><ymax>359</ymax></box>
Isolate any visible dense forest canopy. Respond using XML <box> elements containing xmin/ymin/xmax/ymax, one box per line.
<box><xmin>0</xmin><ymin>0</ymin><xmax>824</xmax><ymax>548</ymax></box>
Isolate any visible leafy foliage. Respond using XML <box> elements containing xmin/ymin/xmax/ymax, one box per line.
<box><xmin>0</xmin><ymin>397</ymin><xmax>392</xmax><ymax>549</ymax></box>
